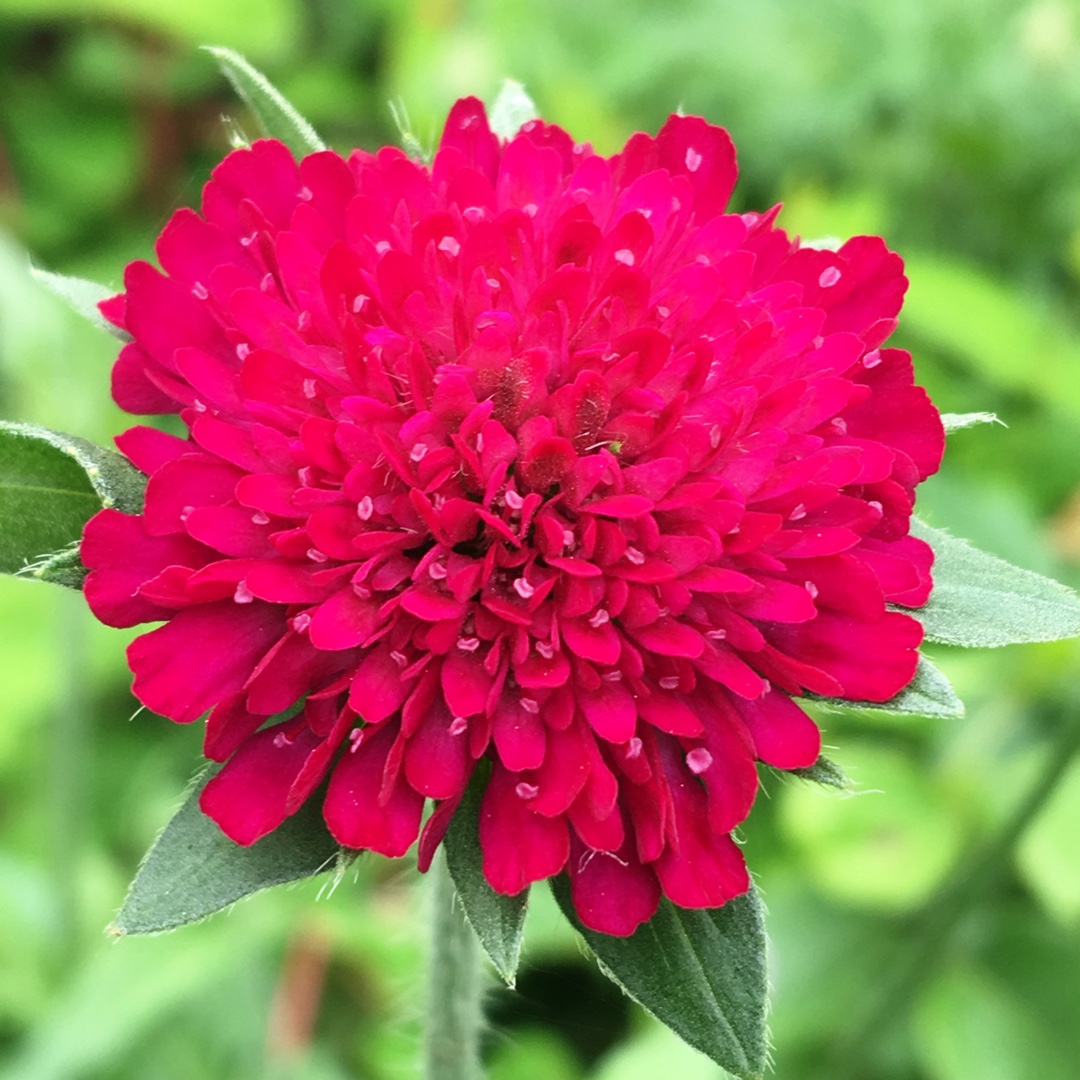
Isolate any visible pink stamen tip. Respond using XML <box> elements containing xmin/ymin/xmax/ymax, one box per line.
<box><xmin>514</xmin><ymin>577</ymin><xmax>536</xmax><ymax>599</ymax></box>
<box><xmin>429</xmin><ymin>562</ymin><xmax>448</xmax><ymax>580</ymax></box>
<box><xmin>521</xmin><ymin>698</ymin><xmax>540</xmax><ymax>714</ymax></box>
<box><xmin>686</xmin><ymin>747</ymin><xmax>713</xmax><ymax>774</ymax></box>
<box><xmin>290</xmin><ymin>613</ymin><xmax>312</xmax><ymax>633</ymax></box>
<box><xmin>234</xmin><ymin>581</ymin><xmax>254</xmax><ymax>604</ymax></box>
<box><xmin>626</xmin><ymin>736</ymin><xmax>643</xmax><ymax>760</ymax></box>
<box><xmin>448</xmin><ymin>716</ymin><xmax>468</xmax><ymax>736</ymax></box>
<box><xmin>307</xmin><ymin>548</ymin><xmax>328</xmax><ymax>563</ymax></box>
<box><xmin>348</xmin><ymin>728</ymin><xmax>364</xmax><ymax>753</ymax></box>
<box><xmin>588</xmin><ymin>608</ymin><xmax>610</xmax><ymax>628</ymax></box>
<box><xmin>515</xmin><ymin>782</ymin><xmax>539</xmax><ymax>800</ymax></box>
<box><xmin>505</xmin><ymin>488</ymin><xmax>524</xmax><ymax>510</ymax></box>
<box><xmin>390</xmin><ymin>650</ymin><xmax>408</xmax><ymax>668</ymax></box>
<box><xmin>535</xmin><ymin>641</ymin><xmax>555</xmax><ymax>660</ymax></box>
<box><xmin>357</xmin><ymin>496</ymin><xmax>374</xmax><ymax>520</ymax></box>
<box><xmin>457</xmin><ymin>637</ymin><xmax>481</xmax><ymax>652</ymax></box>
<box><xmin>658</xmin><ymin>676</ymin><xmax>680</xmax><ymax>690</ymax></box>
<box><xmin>625</xmin><ymin>547</ymin><xmax>645</xmax><ymax>566</ymax></box>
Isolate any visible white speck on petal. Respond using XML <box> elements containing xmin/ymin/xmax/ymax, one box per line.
<box><xmin>686</xmin><ymin>747</ymin><xmax>713</xmax><ymax>774</ymax></box>
<box><xmin>818</xmin><ymin>266</ymin><xmax>842</xmax><ymax>288</ymax></box>
<box><xmin>685</xmin><ymin>146</ymin><xmax>703</xmax><ymax>172</ymax></box>
<box><xmin>234</xmin><ymin>581</ymin><xmax>255</xmax><ymax>604</ymax></box>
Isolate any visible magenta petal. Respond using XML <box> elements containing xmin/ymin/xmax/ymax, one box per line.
<box><xmin>348</xmin><ymin>644</ymin><xmax>410</xmax><ymax>723</ymax></box>
<box><xmin>324</xmin><ymin>721</ymin><xmax>424</xmax><ymax>856</ymax></box>
<box><xmin>479</xmin><ymin>763</ymin><xmax>570</xmax><ymax>895</ymax></box>
<box><xmin>492</xmin><ymin>695</ymin><xmax>546</xmax><ymax>771</ymax></box>
<box><xmin>568</xmin><ymin>823</ymin><xmax>661</xmax><ymax>936</ymax></box>
<box><xmin>440</xmin><ymin>650</ymin><xmax>492</xmax><ymax>718</ymax></box>
<box><xmin>200</xmin><ymin>717</ymin><xmax>321</xmax><ymax>845</ymax></box>
<box><xmin>404</xmin><ymin>700</ymin><xmax>473</xmax><ymax>799</ymax></box>
<box><xmin>128</xmin><ymin>600</ymin><xmax>285</xmax><ymax>723</ymax></box>
<box><xmin>734</xmin><ymin>690</ymin><xmax>821</xmax><ymax>770</ymax></box>
<box><xmin>579</xmin><ymin>680</ymin><xmax>638</xmax><ymax>743</ymax></box>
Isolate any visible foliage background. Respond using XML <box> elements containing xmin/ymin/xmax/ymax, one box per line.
<box><xmin>2</xmin><ymin>1</ymin><xmax>1080</xmax><ymax>1077</ymax></box>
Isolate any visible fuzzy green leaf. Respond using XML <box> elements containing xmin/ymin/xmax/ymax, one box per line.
<box><xmin>488</xmin><ymin>80</ymin><xmax>539</xmax><ymax>140</ymax></box>
<box><xmin>940</xmin><ymin>411</ymin><xmax>1002</xmax><ymax>433</ymax></box>
<box><xmin>111</xmin><ymin>770</ymin><xmax>342</xmax><ymax>935</ymax></box>
<box><xmin>30</xmin><ymin>267</ymin><xmax>130</xmax><ymax>341</ymax></box>
<box><xmin>0</xmin><ymin>422</ymin><xmax>145</xmax><ymax>583</ymax></box>
<box><xmin>911</xmin><ymin>518</ymin><xmax>1080</xmax><ymax>647</ymax></box>
<box><xmin>552</xmin><ymin>879</ymin><xmax>769</xmax><ymax>1079</ymax></box>
<box><xmin>815</xmin><ymin>655</ymin><xmax>964</xmax><ymax>719</ymax></box>
<box><xmin>203</xmin><ymin>46</ymin><xmax>325</xmax><ymax>158</ymax></box>
<box><xmin>789</xmin><ymin>755</ymin><xmax>849</xmax><ymax>789</ymax></box>
<box><xmin>443</xmin><ymin>770</ymin><xmax>528</xmax><ymax>986</ymax></box>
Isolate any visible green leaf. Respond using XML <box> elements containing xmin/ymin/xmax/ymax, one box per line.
<box><xmin>941</xmin><ymin>411</ymin><xmax>1003</xmax><ymax>433</ymax></box>
<box><xmin>487</xmin><ymin>79</ymin><xmax>539</xmax><ymax>140</ymax></box>
<box><xmin>814</xmin><ymin>655</ymin><xmax>964</xmax><ymax>719</ymax></box>
<box><xmin>23</xmin><ymin>543</ymin><xmax>88</xmax><ymax>589</ymax></box>
<box><xmin>30</xmin><ymin>267</ymin><xmax>131</xmax><ymax>342</ymax></box>
<box><xmin>911</xmin><ymin>517</ymin><xmax>1080</xmax><ymax>647</ymax></box>
<box><xmin>0</xmin><ymin>421</ymin><xmax>145</xmax><ymax>581</ymax></box>
<box><xmin>551</xmin><ymin>879</ymin><xmax>769</xmax><ymax>1080</ymax></box>
<box><xmin>443</xmin><ymin>770</ymin><xmax>528</xmax><ymax>987</ymax></box>
<box><xmin>789</xmin><ymin>755</ymin><xmax>849</xmax><ymax>789</ymax></box>
<box><xmin>203</xmin><ymin>46</ymin><xmax>325</xmax><ymax>158</ymax></box>
<box><xmin>111</xmin><ymin>769</ymin><xmax>342</xmax><ymax>935</ymax></box>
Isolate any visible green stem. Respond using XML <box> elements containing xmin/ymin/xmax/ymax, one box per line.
<box><xmin>824</xmin><ymin>700</ymin><xmax>1080</xmax><ymax>1079</ymax></box>
<box><xmin>425</xmin><ymin>850</ymin><xmax>483</xmax><ymax>1080</ymax></box>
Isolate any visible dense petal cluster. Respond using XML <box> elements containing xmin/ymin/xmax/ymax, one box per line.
<box><xmin>83</xmin><ymin>100</ymin><xmax>943</xmax><ymax>935</ymax></box>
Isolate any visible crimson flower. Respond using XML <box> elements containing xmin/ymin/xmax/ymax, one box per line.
<box><xmin>82</xmin><ymin>99</ymin><xmax>943</xmax><ymax>935</ymax></box>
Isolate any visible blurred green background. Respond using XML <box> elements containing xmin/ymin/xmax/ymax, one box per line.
<box><xmin>2</xmin><ymin>1</ymin><xmax>1080</xmax><ymax>1077</ymax></box>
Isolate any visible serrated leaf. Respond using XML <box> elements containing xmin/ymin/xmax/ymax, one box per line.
<box><xmin>551</xmin><ymin>879</ymin><xmax>769</xmax><ymax>1079</ymax></box>
<box><xmin>941</xmin><ymin>411</ymin><xmax>1002</xmax><ymax>433</ymax></box>
<box><xmin>443</xmin><ymin>770</ymin><xmax>528</xmax><ymax>986</ymax></box>
<box><xmin>789</xmin><ymin>755</ymin><xmax>849</xmax><ymax>789</ymax></box>
<box><xmin>815</xmin><ymin>655</ymin><xmax>964</xmax><ymax>719</ymax></box>
<box><xmin>488</xmin><ymin>79</ymin><xmax>539</xmax><ymax>140</ymax></box>
<box><xmin>0</xmin><ymin>422</ymin><xmax>145</xmax><ymax>581</ymax></box>
<box><xmin>111</xmin><ymin>770</ymin><xmax>341</xmax><ymax>935</ymax></box>
<box><xmin>911</xmin><ymin>517</ymin><xmax>1080</xmax><ymax>647</ymax></box>
<box><xmin>203</xmin><ymin>46</ymin><xmax>325</xmax><ymax>158</ymax></box>
<box><xmin>30</xmin><ymin>267</ymin><xmax>130</xmax><ymax>342</ymax></box>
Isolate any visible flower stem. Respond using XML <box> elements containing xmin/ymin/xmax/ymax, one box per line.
<box><xmin>425</xmin><ymin>850</ymin><xmax>483</xmax><ymax>1080</ymax></box>
<box><xmin>824</xmin><ymin>697</ymin><xmax>1080</xmax><ymax>1079</ymax></box>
